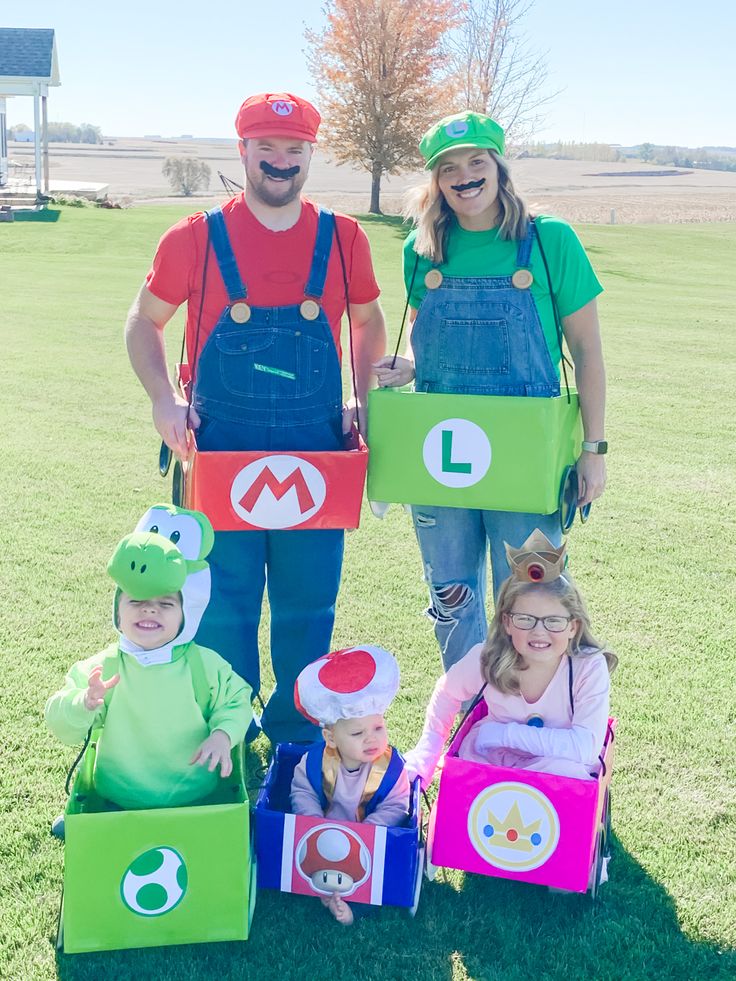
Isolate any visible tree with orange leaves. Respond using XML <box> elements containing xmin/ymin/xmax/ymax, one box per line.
<box><xmin>306</xmin><ymin>0</ymin><xmax>460</xmax><ymax>214</ymax></box>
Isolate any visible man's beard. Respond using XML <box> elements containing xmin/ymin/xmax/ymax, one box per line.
<box><xmin>246</xmin><ymin>166</ymin><xmax>305</xmax><ymax>208</ymax></box>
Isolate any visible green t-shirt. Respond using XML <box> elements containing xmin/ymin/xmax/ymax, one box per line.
<box><xmin>403</xmin><ymin>216</ymin><xmax>603</xmax><ymax>367</ymax></box>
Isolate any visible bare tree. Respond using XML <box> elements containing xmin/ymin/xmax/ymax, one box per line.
<box><xmin>162</xmin><ymin>157</ymin><xmax>211</xmax><ymax>196</ymax></box>
<box><xmin>444</xmin><ymin>0</ymin><xmax>556</xmax><ymax>145</ymax></box>
<box><xmin>306</xmin><ymin>0</ymin><xmax>460</xmax><ymax>214</ymax></box>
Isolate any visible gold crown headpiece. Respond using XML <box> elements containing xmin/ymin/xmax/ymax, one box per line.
<box><xmin>504</xmin><ymin>529</ymin><xmax>567</xmax><ymax>584</ymax></box>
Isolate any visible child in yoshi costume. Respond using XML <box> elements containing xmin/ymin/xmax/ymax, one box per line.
<box><xmin>45</xmin><ymin>504</ymin><xmax>252</xmax><ymax>810</ymax></box>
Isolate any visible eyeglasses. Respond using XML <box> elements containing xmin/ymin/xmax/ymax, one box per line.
<box><xmin>509</xmin><ymin>613</ymin><xmax>574</xmax><ymax>633</ymax></box>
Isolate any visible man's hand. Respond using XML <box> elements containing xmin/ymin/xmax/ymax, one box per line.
<box><xmin>190</xmin><ymin>729</ymin><xmax>232</xmax><ymax>777</ymax></box>
<box><xmin>84</xmin><ymin>665</ymin><xmax>120</xmax><ymax>712</ymax></box>
<box><xmin>342</xmin><ymin>398</ymin><xmax>366</xmax><ymax>437</ymax></box>
<box><xmin>153</xmin><ymin>393</ymin><xmax>201</xmax><ymax>460</ymax></box>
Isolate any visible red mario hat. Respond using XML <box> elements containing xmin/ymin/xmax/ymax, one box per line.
<box><xmin>235</xmin><ymin>92</ymin><xmax>321</xmax><ymax>142</ymax></box>
<box><xmin>294</xmin><ymin>646</ymin><xmax>400</xmax><ymax>727</ymax></box>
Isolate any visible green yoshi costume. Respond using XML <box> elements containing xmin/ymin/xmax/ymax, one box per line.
<box><xmin>45</xmin><ymin>504</ymin><xmax>252</xmax><ymax>810</ymax></box>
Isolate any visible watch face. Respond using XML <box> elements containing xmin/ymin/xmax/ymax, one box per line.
<box><xmin>583</xmin><ymin>440</ymin><xmax>608</xmax><ymax>454</ymax></box>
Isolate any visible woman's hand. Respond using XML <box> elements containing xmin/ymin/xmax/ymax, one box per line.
<box><xmin>191</xmin><ymin>729</ymin><xmax>233</xmax><ymax>777</ymax></box>
<box><xmin>577</xmin><ymin>451</ymin><xmax>607</xmax><ymax>506</ymax></box>
<box><xmin>373</xmin><ymin>356</ymin><xmax>415</xmax><ymax>388</ymax></box>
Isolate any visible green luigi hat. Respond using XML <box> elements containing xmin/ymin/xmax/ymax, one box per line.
<box><xmin>420</xmin><ymin>111</ymin><xmax>505</xmax><ymax>170</ymax></box>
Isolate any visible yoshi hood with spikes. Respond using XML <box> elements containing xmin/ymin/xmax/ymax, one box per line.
<box><xmin>107</xmin><ymin>504</ymin><xmax>214</xmax><ymax>664</ymax></box>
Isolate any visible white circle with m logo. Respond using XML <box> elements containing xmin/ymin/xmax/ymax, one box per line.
<box><xmin>271</xmin><ymin>100</ymin><xmax>294</xmax><ymax>116</ymax></box>
<box><xmin>230</xmin><ymin>455</ymin><xmax>326</xmax><ymax>528</ymax></box>
<box><xmin>422</xmin><ymin>419</ymin><xmax>491</xmax><ymax>488</ymax></box>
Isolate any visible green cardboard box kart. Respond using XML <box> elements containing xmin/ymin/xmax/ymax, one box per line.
<box><xmin>57</xmin><ymin>731</ymin><xmax>255</xmax><ymax>954</ymax></box>
<box><xmin>367</xmin><ymin>388</ymin><xmax>583</xmax><ymax>515</ymax></box>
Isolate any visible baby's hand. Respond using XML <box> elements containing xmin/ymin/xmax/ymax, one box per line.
<box><xmin>84</xmin><ymin>665</ymin><xmax>120</xmax><ymax>712</ymax></box>
<box><xmin>191</xmin><ymin>729</ymin><xmax>232</xmax><ymax>777</ymax></box>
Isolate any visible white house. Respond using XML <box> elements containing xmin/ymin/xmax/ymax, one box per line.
<box><xmin>0</xmin><ymin>28</ymin><xmax>60</xmax><ymax>193</ymax></box>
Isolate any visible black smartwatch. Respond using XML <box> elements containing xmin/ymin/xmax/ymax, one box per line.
<box><xmin>581</xmin><ymin>440</ymin><xmax>608</xmax><ymax>455</ymax></box>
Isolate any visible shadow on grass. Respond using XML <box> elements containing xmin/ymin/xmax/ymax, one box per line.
<box><xmin>353</xmin><ymin>212</ymin><xmax>412</xmax><ymax>241</ymax></box>
<box><xmin>54</xmin><ymin>830</ymin><xmax>735</xmax><ymax>981</ymax></box>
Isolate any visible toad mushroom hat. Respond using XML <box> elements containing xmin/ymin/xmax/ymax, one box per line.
<box><xmin>294</xmin><ymin>646</ymin><xmax>400</xmax><ymax>726</ymax></box>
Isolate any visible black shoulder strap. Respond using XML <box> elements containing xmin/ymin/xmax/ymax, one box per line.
<box><xmin>568</xmin><ymin>655</ymin><xmax>574</xmax><ymax>716</ymax></box>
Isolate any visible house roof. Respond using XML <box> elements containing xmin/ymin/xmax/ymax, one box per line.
<box><xmin>0</xmin><ymin>28</ymin><xmax>58</xmax><ymax>81</ymax></box>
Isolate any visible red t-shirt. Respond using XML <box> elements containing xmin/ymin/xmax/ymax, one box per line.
<box><xmin>145</xmin><ymin>195</ymin><xmax>380</xmax><ymax>365</ymax></box>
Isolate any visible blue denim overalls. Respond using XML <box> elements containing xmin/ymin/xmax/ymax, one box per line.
<box><xmin>192</xmin><ymin>205</ymin><xmax>344</xmax><ymax>742</ymax></box>
<box><xmin>411</xmin><ymin>220</ymin><xmax>563</xmax><ymax>670</ymax></box>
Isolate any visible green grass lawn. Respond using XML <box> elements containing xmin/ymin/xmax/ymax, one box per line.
<box><xmin>1</xmin><ymin>207</ymin><xmax>734</xmax><ymax>981</ymax></box>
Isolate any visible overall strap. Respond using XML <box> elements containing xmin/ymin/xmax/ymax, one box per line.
<box><xmin>305</xmin><ymin>742</ymin><xmax>330</xmax><ymax>811</ymax></box>
<box><xmin>363</xmin><ymin>747</ymin><xmax>405</xmax><ymax>818</ymax></box>
<box><xmin>206</xmin><ymin>207</ymin><xmax>248</xmax><ymax>302</ymax></box>
<box><xmin>304</xmin><ymin>208</ymin><xmax>335</xmax><ymax>299</ymax></box>
<box><xmin>515</xmin><ymin>219</ymin><xmax>536</xmax><ymax>268</ymax></box>
<box><xmin>184</xmin><ymin>644</ymin><xmax>212</xmax><ymax>722</ymax></box>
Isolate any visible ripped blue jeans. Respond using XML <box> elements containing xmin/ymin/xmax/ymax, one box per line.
<box><xmin>411</xmin><ymin>505</ymin><xmax>561</xmax><ymax>672</ymax></box>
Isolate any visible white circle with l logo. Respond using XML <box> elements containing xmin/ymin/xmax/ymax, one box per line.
<box><xmin>445</xmin><ymin>120</ymin><xmax>469</xmax><ymax>138</ymax></box>
<box><xmin>422</xmin><ymin>419</ymin><xmax>492</xmax><ymax>488</ymax></box>
<box><xmin>230</xmin><ymin>455</ymin><xmax>326</xmax><ymax>528</ymax></box>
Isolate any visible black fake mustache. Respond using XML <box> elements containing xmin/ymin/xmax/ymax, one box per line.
<box><xmin>260</xmin><ymin>161</ymin><xmax>301</xmax><ymax>180</ymax></box>
<box><xmin>450</xmin><ymin>178</ymin><xmax>486</xmax><ymax>192</ymax></box>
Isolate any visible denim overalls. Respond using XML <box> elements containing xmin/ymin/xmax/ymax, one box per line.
<box><xmin>411</xmin><ymin>220</ymin><xmax>563</xmax><ymax>670</ymax></box>
<box><xmin>192</xmin><ymin>205</ymin><xmax>344</xmax><ymax>742</ymax></box>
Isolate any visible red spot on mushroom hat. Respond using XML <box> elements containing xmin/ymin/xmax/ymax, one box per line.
<box><xmin>294</xmin><ymin>646</ymin><xmax>400</xmax><ymax>726</ymax></box>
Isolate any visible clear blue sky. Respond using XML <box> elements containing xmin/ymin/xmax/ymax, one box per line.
<box><xmin>3</xmin><ymin>0</ymin><xmax>734</xmax><ymax>147</ymax></box>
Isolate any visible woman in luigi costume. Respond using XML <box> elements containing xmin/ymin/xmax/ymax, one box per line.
<box><xmin>374</xmin><ymin>110</ymin><xmax>608</xmax><ymax>671</ymax></box>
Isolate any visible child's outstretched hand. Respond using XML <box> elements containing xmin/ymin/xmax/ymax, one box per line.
<box><xmin>327</xmin><ymin>892</ymin><xmax>354</xmax><ymax>926</ymax></box>
<box><xmin>84</xmin><ymin>665</ymin><xmax>120</xmax><ymax>711</ymax></box>
<box><xmin>190</xmin><ymin>729</ymin><xmax>232</xmax><ymax>777</ymax></box>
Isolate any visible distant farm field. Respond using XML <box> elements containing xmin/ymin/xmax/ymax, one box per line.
<box><xmin>8</xmin><ymin>137</ymin><xmax>736</xmax><ymax>222</ymax></box>
<box><xmin>1</xmin><ymin>209</ymin><xmax>735</xmax><ymax>981</ymax></box>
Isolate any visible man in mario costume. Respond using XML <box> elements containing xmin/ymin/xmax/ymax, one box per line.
<box><xmin>125</xmin><ymin>93</ymin><xmax>387</xmax><ymax>742</ymax></box>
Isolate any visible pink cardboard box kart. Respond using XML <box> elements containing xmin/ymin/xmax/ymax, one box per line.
<box><xmin>426</xmin><ymin>700</ymin><xmax>616</xmax><ymax>897</ymax></box>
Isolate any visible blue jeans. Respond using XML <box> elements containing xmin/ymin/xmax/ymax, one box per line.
<box><xmin>194</xmin><ymin>415</ymin><xmax>344</xmax><ymax>744</ymax></box>
<box><xmin>411</xmin><ymin>505</ymin><xmax>561</xmax><ymax>672</ymax></box>
<box><xmin>196</xmin><ymin>524</ymin><xmax>343</xmax><ymax>743</ymax></box>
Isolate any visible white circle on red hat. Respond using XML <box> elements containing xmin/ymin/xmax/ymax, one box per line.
<box><xmin>272</xmin><ymin>100</ymin><xmax>294</xmax><ymax>116</ymax></box>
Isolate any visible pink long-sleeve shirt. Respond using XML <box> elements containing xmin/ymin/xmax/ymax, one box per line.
<box><xmin>405</xmin><ymin>645</ymin><xmax>610</xmax><ymax>786</ymax></box>
<box><xmin>290</xmin><ymin>753</ymin><xmax>410</xmax><ymax>826</ymax></box>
